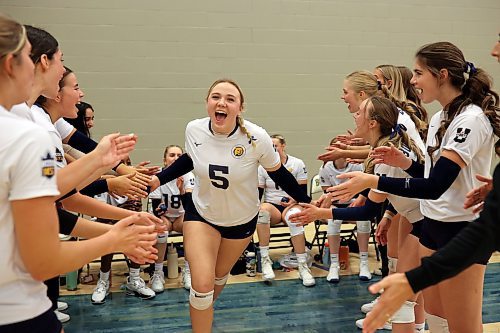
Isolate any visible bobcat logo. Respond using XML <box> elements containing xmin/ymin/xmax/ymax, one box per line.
<box><xmin>454</xmin><ymin>128</ymin><xmax>471</xmax><ymax>143</ymax></box>
<box><xmin>231</xmin><ymin>145</ymin><xmax>246</xmax><ymax>159</ymax></box>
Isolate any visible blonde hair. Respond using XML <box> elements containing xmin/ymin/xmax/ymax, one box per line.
<box><xmin>375</xmin><ymin>64</ymin><xmax>407</xmax><ymax>101</ymax></box>
<box><xmin>206</xmin><ymin>78</ymin><xmax>255</xmax><ymax>147</ymax></box>
<box><xmin>0</xmin><ymin>14</ymin><xmax>27</xmax><ymax>60</ymax></box>
<box><xmin>346</xmin><ymin>70</ymin><xmax>427</xmax><ymax>140</ymax></box>
<box><xmin>363</xmin><ymin>96</ymin><xmax>424</xmax><ymax>174</ymax></box>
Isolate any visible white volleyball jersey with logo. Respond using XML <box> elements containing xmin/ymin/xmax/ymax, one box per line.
<box><xmin>185</xmin><ymin>118</ymin><xmax>280</xmax><ymax>226</ymax></box>
<box><xmin>319</xmin><ymin>162</ymin><xmax>363</xmax><ymax>205</ymax></box>
<box><xmin>258</xmin><ymin>155</ymin><xmax>308</xmax><ymax>205</ymax></box>
<box><xmin>421</xmin><ymin>104</ymin><xmax>494</xmax><ymax>222</ymax></box>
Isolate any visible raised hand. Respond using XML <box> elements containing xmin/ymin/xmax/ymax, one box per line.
<box><xmin>464</xmin><ymin>174</ymin><xmax>493</xmax><ymax>213</ymax></box>
<box><xmin>318</xmin><ymin>146</ymin><xmax>344</xmax><ymax>163</ymax></box>
<box><xmin>288</xmin><ymin>203</ymin><xmax>331</xmax><ymax>226</ymax></box>
<box><xmin>108</xmin><ymin>173</ymin><xmax>149</xmax><ymax>199</ymax></box>
<box><xmin>135</xmin><ymin>160</ymin><xmax>161</xmax><ymax>176</ymax></box>
<box><xmin>94</xmin><ymin>133</ymin><xmax>138</xmax><ymax>170</ymax></box>
<box><xmin>327</xmin><ymin>171</ymin><xmax>377</xmax><ymax>203</ymax></box>
<box><xmin>362</xmin><ymin>273</ymin><xmax>415</xmax><ymax>333</ymax></box>
<box><xmin>370</xmin><ymin>143</ymin><xmax>411</xmax><ymax>169</ymax></box>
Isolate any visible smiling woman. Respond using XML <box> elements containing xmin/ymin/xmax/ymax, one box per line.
<box><xmin>148</xmin><ymin>78</ymin><xmax>313</xmax><ymax>332</ymax></box>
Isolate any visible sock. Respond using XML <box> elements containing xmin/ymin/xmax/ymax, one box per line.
<box><xmin>296</xmin><ymin>253</ymin><xmax>307</xmax><ymax>264</ymax></box>
<box><xmin>415</xmin><ymin>322</ymin><xmax>425</xmax><ymax>332</ymax></box>
<box><xmin>260</xmin><ymin>246</ymin><xmax>269</xmax><ymax>258</ymax></box>
<box><xmin>360</xmin><ymin>252</ymin><xmax>369</xmax><ymax>263</ymax></box>
<box><xmin>100</xmin><ymin>270</ymin><xmax>110</xmax><ymax>281</ymax></box>
<box><xmin>330</xmin><ymin>253</ymin><xmax>339</xmax><ymax>265</ymax></box>
<box><xmin>184</xmin><ymin>260</ymin><xmax>190</xmax><ymax>272</ymax></box>
<box><xmin>154</xmin><ymin>263</ymin><xmax>163</xmax><ymax>272</ymax></box>
<box><xmin>129</xmin><ymin>268</ymin><xmax>140</xmax><ymax>280</ymax></box>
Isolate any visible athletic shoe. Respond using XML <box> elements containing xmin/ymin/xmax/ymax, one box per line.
<box><xmin>57</xmin><ymin>301</ymin><xmax>68</xmax><ymax>311</ymax></box>
<box><xmin>359</xmin><ymin>261</ymin><xmax>372</xmax><ymax>281</ymax></box>
<box><xmin>182</xmin><ymin>266</ymin><xmax>191</xmax><ymax>290</ymax></box>
<box><xmin>54</xmin><ymin>310</ymin><xmax>70</xmax><ymax>323</ymax></box>
<box><xmin>326</xmin><ymin>264</ymin><xmax>340</xmax><ymax>283</ymax></box>
<box><xmin>355</xmin><ymin>317</ymin><xmax>392</xmax><ymax>330</ymax></box>
<box><xmin>361</xmin><ymin>296</ymin><xmax>379</xmax><ymax>314</ymax></box>
<box><xmin>126</xmin><ymin>277</ymin><xmax>156</xmax><ymax>299</ymax></box>
<box><xmin>91</xmin><ymin>279</ymin><xmax>110</xmax><ymax>305</ymax></box>
<box><xmin>298</xmin><ymin>262</ymin><xmax>316</xmax><ymax>287</ymax></box>
<box><xmin>150</xmin><ymin>271</ymin><xmax>165</xmax><ymax>293</ymax></box>
<box><xmin>261</xmin><ymin>255</ymin><xmax>275</xmax><ymax>281</ymax></box>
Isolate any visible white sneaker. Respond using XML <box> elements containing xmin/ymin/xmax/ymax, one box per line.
<box><xmin>298</xmin><ymin>262</ymin><xmax>316</xmax><ymax>287</ymax></box>
<box><xmin>361</xmin><ymin>296</ymin><xmax>379</xmax><ymax>314</ymax></box>
<box><xmin>359</xmin><ymin>261</ymin><xmax>372</xmax><ymax>281</ymax></box>
<box><xmin>261</xmin><ymin>255</ymin><xmax>275</xmax><ymax>281</ymax></box>
<box><xmin>54</xmin><ymin>310</ymin><xmax>70</xmax><ymax>323</ymax></box>
<box><xmin>150</xmin><ymin>271</ymin><xmax>165</xmax><ymax>293</ymax></box>
<box><xmin>182</xmin><ymin>266</ymin><xmax>191</xmax><ymax>290</ymax></box>
<box><xmin>355</xmin><ymin>317</ymin><xmax>392</xmax><ymax>330</ymax></box>
<box><xmin>126</xmin><ymin>276</ymin><xmax>156</xmax><ymax>299</ymax></box>
<box><xmin>326</xmin><ymin>264</ymin><xmax>340</xmax><ymax>283</ymax></box>
<box><xmin>57</xmin><ymin>301</ymin><xmax>68</xmax><ymax>311</ymax></box>
<box><xmin>91</xmin><ymin>279</ymin><xmax>110</xmax><ymax>305</ymax></box>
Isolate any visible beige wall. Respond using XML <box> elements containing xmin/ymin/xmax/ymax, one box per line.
<box><xmin>2</xmin><ymin>0</ymin><xmax>499</xmax><ymax>179</ymax></box>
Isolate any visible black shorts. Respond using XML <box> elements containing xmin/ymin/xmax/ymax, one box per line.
<box><xmin>419</xmin><ymin>217</ymin><xmax>488</xmax><ymax>265</ymax></box>
<box><xmin>410</xmin><ymin>219</ymin><xmax>423</xmax><ymax>239</ymax></box>
<box><xmin>0</xmin><ymin>308</ymin><xmax>61</xmax><ymax>333</ymax></box>
<box><xmin>57</xmin><ymin>207</ymin><xmax>79</xmax><ymax>235</ymax></box>
<box><xmin>270</xmin><ymin>203</ymin><xmax>286</xmax><ymax>214</ymax></box>
<box><xmin>184</xmin><ymin>205</ymin><xmax>258</xmax><ymax>240</ymax></box>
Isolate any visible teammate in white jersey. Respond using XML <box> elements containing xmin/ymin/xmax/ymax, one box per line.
<box><xmin>325</xmin><ymin>42</ymin><xmax>500</xmax><ymax>333</ymax></box>
<box><xmin>149</xmin><ymin>144</ymin><xmax>196</xmax><ymax>292</ymax></box>
<box><xmin>149</xmin><ymin>79</ymin><xmax>312</xmax><ymax>332</ymax></box>
<box><xmin>0</xmin><ymin>15</ymin><xmax>159</xmax><ymax>332</ymax></box>
<box><xmin>256</xmin><ymin>134</ymin><xmax>314</xmax><ymax>286</ymax></box>
<box><xmin>318</xmin><ymin>137</ymin><xmax>370</xmax><ymax>283</ymax></box>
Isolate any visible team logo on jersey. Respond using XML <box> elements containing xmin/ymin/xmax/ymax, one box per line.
<box><xmin>454</xmin><ymin>127</ymin><xmax>471</xmax><ymax>143</ymax></box>
<box><xmin>248</xmin><ymin>135</ymin><xmax>257</xmax><ymax>144</ymax></box>
<box><xmin>41</xmin><ymin>152</ymin><xmax>55</xmax><ymax>179</ymax></box>
<box><xmin>55</xmin><ymin>147</ymin><xmax>64</xmax><ymax>163</ymax></box>
<box><xmin>231</xmin><ymin>145</ymin><xmax>246</xmax><ymax>159</ymax></box>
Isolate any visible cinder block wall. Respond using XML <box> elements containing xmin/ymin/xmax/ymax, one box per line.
<box><xmin>2</xmin><ymin>0</ymin><xmax>498</xmax><ymax>179</ymax></box>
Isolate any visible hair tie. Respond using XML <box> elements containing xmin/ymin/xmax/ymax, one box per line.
<box><xmin>464</xmin><ymin>61</ymin><xmax>477</xmax><ymax>75</ymax></box>
<box><xmin>377</xmin><ymin>80</ymin><xmax>383</xmax><ymax>90</ymax></box>
<box><xmin>389</xmin><ymin>123</ymin><xmax>407</xmax><ymax>139</ymax></box>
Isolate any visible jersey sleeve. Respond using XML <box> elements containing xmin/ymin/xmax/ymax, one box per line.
<box><xmin>9</xmin><ymin>129</ymin><xmax>60</xmax><ymax>201</ymax></box>
<box><xmin>257</xmin><ymin>131</ymin><xmax>280</xmax><ymax>169</ymax></box>
<box><xmin>183</xmin><ymin>172</ymin><xmax>196</xmax><ymax>191</ymax></box>
<box><xmin>442</xmin><ymin>110</ymin><xmax>492</xmax><ymax>166</ymax></box>
<box><xmin>372</xmin><ymin>163</ymin><xmax>392</xmax><ymax>195</ymax></box>
<box><xmin>54</xmin><ymin>118</ymin><xmax>75</xmax><ymax>140</ymax></box>
<box><xmin>295</xmin><ymin>159</ymin><xmax>308</xmax><ymax>181</ymax></box>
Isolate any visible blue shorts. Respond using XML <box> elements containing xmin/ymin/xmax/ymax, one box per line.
<box><xmin>184</xmin><ymin>205</ymin><xmax>257</xmax><ymax>240</ymax></box>
<box><xmin>419</xmin><ymin>217</ymin><xmax>488</xmax><ymax>265</ymax></box>
<box><xmin>0</xmin><ymin>308</ymin><xmax>61</xmax><ymax>333</ymax></box>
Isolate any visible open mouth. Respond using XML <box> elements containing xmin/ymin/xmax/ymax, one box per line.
<box><xmin>415</xmin><ymin>88</ymin><xmax>423</xmax><ymax>95</ymax></box>
<box><xmin>215</xmin><ymin>110</ymin><xmax>227</xmax><ymax>122</ymax></box>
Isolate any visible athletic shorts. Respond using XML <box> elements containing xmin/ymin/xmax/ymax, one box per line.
<box><xmin>410</xmin><ymin>219</ymin><xmax>423</xmax><ymax>239</ymax></box>
<box><xmin>184</xmin><ymin>205</ymin><xmax>258</xmax><ymax>240</ymax></box>
<box><xmin>0</xmin><ymin>308</ymin><xmax>61</xmax><ymax>333</ymax></box>
<box><xmin>270</xmin><ymin>202</ymin><xmax>286</xmax><ymax>214</ymax></box>
<box><xmin>419</xmin><ymin>217</ymin><xmax>488</xmax><ymax>265</ymax></box>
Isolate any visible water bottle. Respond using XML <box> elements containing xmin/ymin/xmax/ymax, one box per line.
<box><xmin>245</xmin><ymin>251</ymin><xmax>256</xmax><ymax>277</ymax></box>
<box><xmin>167</xmin><ymin>242</ymin><xmax>179</xmax><ymax>279</ymax></box>
<box><xmin>66</xmin><ymin>270</ymin><xmax>78</xmax><ymax>291</ymax></box>
<box><xmin>323</xmin><ymin>242</ymin><xmax>330</xmax><ymax>266</ymax></box>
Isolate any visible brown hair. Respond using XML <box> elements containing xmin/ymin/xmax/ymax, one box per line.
<box><xmin>163</xmin><ymin>144</ymin><xmax>183</xmax><ymax>159</ymax></box>
<box><xmin>363</xmin><ymin>96</ymin><xmax>424</xmax><ymax>174</ymax></box>
<box><xmin>416</xmin><ymin>42</ymin><xmax>500</xmax><ymax>158</ymax></box>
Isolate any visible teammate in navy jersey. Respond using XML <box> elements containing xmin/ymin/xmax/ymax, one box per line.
<box><xmin>149</xmin><ymin>79</ymin><xmax>312</xmax><ymax>332</ymax></box>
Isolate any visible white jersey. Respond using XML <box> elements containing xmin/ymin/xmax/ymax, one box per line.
<box><xmin>397</xmin><ymin>108</ymin><xmax>425</xmax><ymax>154</ymax></box>
<box><xmin>373</xmin><ymin>153</ymin><xmax>424</xmax><ymax>224</ymax></box>
<box><xmin>10</xmin><ymin>102</ymin><xmax>36</xmax><ymax>122</ymax></box>
<box><xmin>258</xmin><ymin>155</ymin><xmax>307</xmax><ymax>205</ymax></box>
<box><xmin>30</xmin><ymin>105</ymin><xmax>67</xmax><ymax>169</ymax></box>
<box><xmin>149</xmin><ymin>171</ymin><xmax>195</xmax><ymax>218</ymax></box>
<box><xmin>185</xmin><ymin>118</ymin><xmax>280</xmax><ymax>226</ymax></box>
<box><xmin>0</xmin><ymin>106</ymin><xmax>59</xmax><ymax>325</ymax></box>
<box><xmin>54</xmin><ymin>118</ymin><xmax>75</xmax><ymax>141</ymax></box>
<box><xmin>421</xmin><ymin>104</ymin><xmax>494</xmax><ymax>222</ymax></box>
<box><xmin>319</xmin><ymin>162</ymin><xmax>363</xmax><ymax>205</ymax></box>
